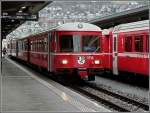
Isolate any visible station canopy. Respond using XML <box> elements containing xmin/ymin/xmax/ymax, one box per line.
<box><xmin>3</xmin><ymin>1</ymin><xmax>148</xmax><ymax>40</ymax></box>
<box><xmin>1</xmin><ymin>1</ymin><xmax>52</xmax><ymax>39</ymax></box>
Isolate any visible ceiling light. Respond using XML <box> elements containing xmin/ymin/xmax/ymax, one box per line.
<box><xmin>21</xmin><ymin>6</ymin><xmax>26</xmax><ymax>9</ymax></box>
<box><xmin>18</xmin><ymin>10</ymin><xmax>22</xmax><ymax>13</ymax></box>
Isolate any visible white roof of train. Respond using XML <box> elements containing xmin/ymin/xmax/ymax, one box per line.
<box><xmin>113</xmin><ymin>20</ymin><xmax>149</xmax><ymax>33</ymax></box>
<box><xmin>21</xmin><ymin>22</ymin><xmax>101</xmax><ymax>39</ymax></box>
<box><xmin>56</xmin><ymin>22</ymin><xmax>102</xmax><ymax>31</ymax></box>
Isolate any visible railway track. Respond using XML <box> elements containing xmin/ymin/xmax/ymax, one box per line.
<box><xmin>30</xmin><ymin>71</ymin><xmax>149</xmax><ymax>112</ymax></box>
<box><xmin>70</xmin><ymin>82</ymin><xmax>149</xmax><ymax>112</ymax></box>
<box><xmin>49</xmin><ymin>74</ymin><xmax>149</xmax><ymax>112</ymax></box>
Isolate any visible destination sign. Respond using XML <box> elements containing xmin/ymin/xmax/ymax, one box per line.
<box><xmin>2</xmin><ymin>12</ymin><xmax>39</xmax><ymax>21</ymax></box>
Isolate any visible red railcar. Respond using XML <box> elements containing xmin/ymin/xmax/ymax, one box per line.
<box><xmin>9</xmin><ymin>22</ymin><xmax>104</xmax><ymax>81</ymax></box>
<box><xmin>103</xmin><ymin>20</ymin><xmax>149</xmax><ymax>76</ymax></box>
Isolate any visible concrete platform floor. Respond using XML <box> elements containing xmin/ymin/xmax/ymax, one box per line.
<box><xmin>1</xmin><ymin>57</ymin><xmax>111</xmax><ymax>112</ymax></box>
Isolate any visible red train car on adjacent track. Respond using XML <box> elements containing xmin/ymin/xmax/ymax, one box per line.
<box><xmin>102</xmin><ymin>20</ymin><xmax>149</xmax><ymax>76</ymax></box>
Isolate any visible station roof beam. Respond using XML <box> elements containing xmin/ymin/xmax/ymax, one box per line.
<box><xmin>89</xmin><ymin>5</ymin><xmax>149</xmax><ymax>29</ymax></box>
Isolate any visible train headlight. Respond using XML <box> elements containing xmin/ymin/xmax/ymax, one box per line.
<box><xmin>94</xmin><ymin>60</ymin><xmax>100</xmax><ymax>64</ymax></box>
<box><xmin>62</xmin><ymin>60</ymin><xmax>68</xmax><ymax>64</ymax></box>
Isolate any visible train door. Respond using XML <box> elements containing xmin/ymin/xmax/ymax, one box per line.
<box><xmin>48</xmin><ymin>32</ymin><xmax>52</xmax><ymax>72</ymax></box>
<box><xmin>112</xmin><ymin>34</ymin><xmax>118</xmax><ymax>75</ymax></box>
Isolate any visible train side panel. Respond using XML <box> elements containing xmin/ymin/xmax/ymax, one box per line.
<box><xmin>117</xmin><ymin>30</ymin><xmax>149</xmax><ymax>76</ymax></box>
<box><xmin>29</xmin><ymin>33</ymin><xmax>49</xmax><ymax>69</ymax></box>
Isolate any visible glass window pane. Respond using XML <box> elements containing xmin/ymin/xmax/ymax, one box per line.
<box><xmin>60</xmin><ymin>35</ymin><xmax>73</xmax><ymax>52</ymax></box>
<box><xmin>82</xmin><ymin>35</ymin><xmax>100</xmax><ymax>52</ymax></box>
<box><xmin>114</xmin><ymin>37</ymin><xmax>116</xmax><ymax>52</ymax></box>
<box><xmin>124</xmin><ymin>36</ymin><xmax>132</xmax><ymax>52</ymax></box>
<box><xmin>134</xmin><ymin>35</ymin><xmax>143</xmax><ymax>52</ymax></box>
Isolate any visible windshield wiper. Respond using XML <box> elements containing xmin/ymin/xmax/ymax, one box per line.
<box><xmin>94</xmin><ymin>46</ymin><xmax>100</xmax><ymax>52</ymax></box>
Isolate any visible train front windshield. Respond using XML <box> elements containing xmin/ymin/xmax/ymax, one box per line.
<box><xmin>82</xmin><ymin>35</ymin><xmax>100</xmax><ymax>52</ymax></box>
<box><xmin>59</xmin><ymin>35</ymin><xmax>100</xmax><ymax>52</ymax></box>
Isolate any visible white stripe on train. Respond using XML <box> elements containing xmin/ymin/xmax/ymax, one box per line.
<box><xmin>15</xmin><ymin>51</ymin><xmax>149</xmax><ymax>58</ymax></box>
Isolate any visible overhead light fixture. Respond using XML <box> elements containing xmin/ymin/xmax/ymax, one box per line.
<box><xmin>11</xmin><ymin>19</ymin><xmax>14</xmax><ymax>22</ymax></box>
<box><xmin>18</xmin><ymin>10</ymin><xmax>22</xmax><ymax>13</ymax></box>
<box><xmin>21</xmin><ymin>6</ymin><xmax>26</xmax><ymax>9</ymax></box>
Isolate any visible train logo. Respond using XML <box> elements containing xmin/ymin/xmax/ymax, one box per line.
<box><xmin>78</xmin><ymin>23</ymin><xmax>83</xmax><ymax>29</ymax></box>
<box><xmin>77</xmin><ymin>56</ymin><xmax>85</xmax><ymax>64</ymax></box>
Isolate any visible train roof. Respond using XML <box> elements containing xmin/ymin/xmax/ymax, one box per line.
<box><xmin>113</xmin><ymin>20</ymin><xmax>149</xmax><ymax>33</ymax></box>
<box><xmin>56</xmin><ymin>22</ymin><xmax>102</xmax><ymax>31</ymax></box>
<box><xmin>102</xmin><ymin>28</ymin><xmax>113</xmax><ymax>35</ymax></box>
<box><xmin>15</xmin><ymin>22</ymin><xmax>101</xmax><ymax>40</ymax></box>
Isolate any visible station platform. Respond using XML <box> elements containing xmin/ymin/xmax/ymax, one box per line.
<box><xmin>1</xmin><ymin>57</ymin><xmax>110</xmax><ymax>112</ymax></box>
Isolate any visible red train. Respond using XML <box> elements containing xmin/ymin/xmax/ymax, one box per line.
<box><xmin>7</xmin><ymin>20</ymin><xmax>149</xmax><ymax>81</ymax></box>
<box><xmin>7</xmin><ymin>22</ymin><xmax>104</xmax><ymax>81</ymax></box>
<box><xmin>102</xmin><ymin>20</ymin><xmax>149</xmax><ymax>76</ymax></box>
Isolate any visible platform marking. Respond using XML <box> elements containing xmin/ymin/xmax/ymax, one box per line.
<box><xmin>6</xmin><ymin>58</ymin><xmax>111</xmax><ymax>112</ymax></box>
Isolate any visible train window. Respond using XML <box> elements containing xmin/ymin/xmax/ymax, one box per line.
<box><xmin>38</xmin><ymin>40</ymin><xmax>40</xmax><ymax>51</ymax></box>
<box><xmin>82</xmin><ymin>35</ymin><xmax>100</xmax><ymax>52</ymax></box>
<box><xmin>36</xmin><ymin>40</ymin><xmax>38</xmax><ymax>51</ymax></box>
<box><xmin>7</xmin><ymin>44</ymin><xmax>9</xmax><ymax>48</ymax></box>
<box><xmin>37</xmin><ymin>40</ymin><xmax>39</xmax><ymax>51</ymax></box>
<box><xmin>33</xmin><ymin>41</ymin><xmax>35</xmax><ymax>51</ymax></box>
<box><xmin>114</xmin><ymin>37</ymin><xmax>116</xmax><ymax>52</ymax></box>
<box><xmin>146</xmin><ymin>35</ymin><xmax>149</xmax><ymax>52</ymax></box>
<box><xmin>23</xmin><ymin>41</ymin><xmax>25</xmax><ymax>51</ymax></box>
<box><xmin>41</xmin><ymin>40</ymin><xmax>44</xmax><ymax>52</ymax></box>
<box><xmin>22</xmin><ymin>41</ymin><xmax>24</xmax><ymax>51</ymax></box>
<box><xmin>32</xmin><ymin>41</ymin><xmax>34</xmax><ymax>51</ymax></box>
<box><xmin>18</xmin><ymin>41</ymin><xmax>20</xmax><ymax>51</ymax></box>
<box><xmin>59</xmin><ymin>35</ymin><xmax>73</xmax><ymax>52</ymax></box>
<box><xmin>21</xmin><ymin>42</ymin><xmax>23</xmax><ymax>50</ymax></box>
<box><xmin>40</xmin><ymin>40</ymin><xmax>42</xmax><ymax>51</ymax></box>
<box><xmin>44</xmin><ymin>38</ymin><xmax>47</xmax><ymax>52</ymax></box>
<box><xmin>31</xmin><ymin>41</ymin><xmax>33</xmax><ymax>51</ymax></box>
<box><xmin>134</xmin><ymin>35</ymin><xmax>143</xmax><ymax>52</ymax></box>
<box><xmin>124</xmin><ymin>36</ymin><xmax>132</xmax><ymax>52</ymax></box>
<box><xmin>41</xmin><ymin>40</ymin><xmax>44</xmax><ymax>51</ymax></box>
<box><xmin>34</xmin><ymin>41</ymin><xmax>36</xmax><ymax>51</ymax></box>
<box><xmin>39</xmin><ymin>40</ymin><xmax>41</xmax><ymax>51</ymax></box>
<box><xmin>41</xmin><ymin>40</ymin><xmax>43</xmax><ymax>51</ymax></box>
<box><xmin>25</xmin><ymin>41</ymin><xmax>28</xmax><ymax>51</ymax></box>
